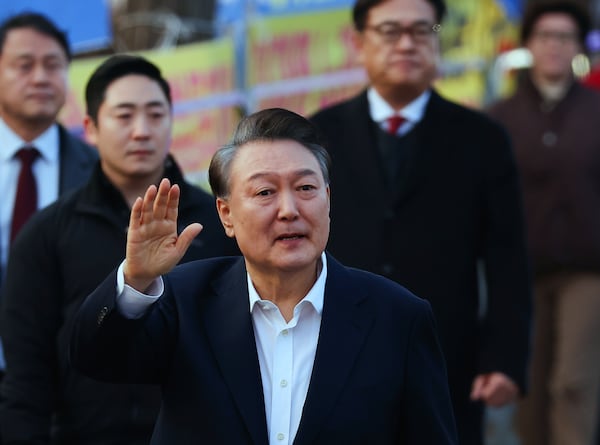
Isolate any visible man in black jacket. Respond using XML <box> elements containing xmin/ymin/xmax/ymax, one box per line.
<box><xmin>310</xmin><ymin>0</ymin><xmax>532</xmax><ymax>444</ymax></box>
<box><xmin>0</xmin><ymin>55</ymin><xmax>237</xmax><ymax>444</ymax></box>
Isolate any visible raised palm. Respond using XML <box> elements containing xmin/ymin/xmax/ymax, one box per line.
<box><xmin>124</xmin><ymin>178</ymin><xmax>203</xmax><ymax>291</ymax></box>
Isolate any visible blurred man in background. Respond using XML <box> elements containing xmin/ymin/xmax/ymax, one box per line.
<box><xmin>488</xmin><ymin>2</ymin><xmax>600</xmax><ymax>445</ymax></box>
<box><xmin>311</xmin><ymin>0</ymin><xmax>532</xmax><ymax>443</ymax></box>
<box><xmin>0</xmin><ymin>12</ymin><xmax>96</xmax><ymax>313</ymax></box>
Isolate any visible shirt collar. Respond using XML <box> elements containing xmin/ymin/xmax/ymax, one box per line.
<box><xmin>0</xmin><ymin>118</ymin><xmax>59</xmax><ymax>163</ymax></box>
<box><xmin>367</xmin><ymin>87</ymin><xmax>431</xmax><ymax>124</ymax></box>
<box><xmin>248</xmin><ymin>252</ymin><xmax>327</xmax><ymax>316</ymax></box>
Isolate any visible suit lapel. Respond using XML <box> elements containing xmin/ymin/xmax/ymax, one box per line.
<box><xmin>202</xmin><ymin>259</ymin><xmax>269</xmax><ymax>445</ymax></box>
<box><xmin>58</xmin><ymin>125</ymin><xmax>97</xmax><ymax>193</ymax></box>
<box><xmin>294</xmin><ymin>255</ymin><xmax>375</xmax><ymax>445</ymax></box>
<box><xmin>337</xmin><ymin>93</ymin><xmax>390</xmax><ymax>206</ymax></box>
<box><xmin>390</xmin><ymin>90</ymin><xmax>452</xmax><ymax>208</ymax></box>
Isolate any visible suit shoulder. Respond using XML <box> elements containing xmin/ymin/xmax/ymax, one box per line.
<box><xmin>310</xmin><ymin>94</ymin><xmax>363</xmax><ymax>124</ymax></box>
<box><xmin>438</xmin><ymin>95</ymin><xmax>505</xmax><ymax>131</ymax></box>
<box><xmin>168</xmin><ymin>257</ymin><xmax>240</xmax><ymax>284</ymax></box>
<box><xmin>342</xmin><ymin>265</ymin><xmax>431</xmax><ymax>313</ymax></box>
<box><xmin>59</xmin><ymin>126</ymin><xmax>98</xmax><ymax>163</ymax></box>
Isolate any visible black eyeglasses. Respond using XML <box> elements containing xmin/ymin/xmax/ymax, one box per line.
<box><xmin>531</xmin><ymin>30</ymin><xmax>578</xmax><ymax>45</ymax></box>
<box><xmin>364</xmin><ymin>21</ymin><xmax>440</xmax><ymax>44</ymax></box>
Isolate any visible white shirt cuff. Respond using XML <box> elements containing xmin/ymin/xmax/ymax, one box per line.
<box><xmin>115</xmin><ymin>260</ymin><xmax>164</xmax><ymax>319</ymax></box>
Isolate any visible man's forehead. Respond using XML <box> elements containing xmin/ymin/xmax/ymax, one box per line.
<box><xmin>367</xmin><ymin>0</ymin><xmax>436</xmax><ymax>22</ymax></box>
<box><xmin>231</xmin><ymin>141</ymin><xmax>322</xmax><ymax>179</ymax></box>
<box><xmin>534</xmin><ymin>13</ymin><xmax>578</xmax><ymax>30</ymax></box>
<box><xmin>3</xmin><ymin>27</ymin><xmax>64</xmax><ymax>53</ymax></box>
<box><xmin>103</xmin><ymin>77</ymin><xmax>169</xmax><ymax>106</ymax></box>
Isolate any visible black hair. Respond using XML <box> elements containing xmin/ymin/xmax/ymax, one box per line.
<box><xmin>0</xmin><ymin>12</ymin><xmax>71</xmax><ymax>61</ymax></box>
<box><xmin>520</xmin><ymin>1</ymin><xmax>590</xmax><ymax>46</ymax></box>
<box><xmin>352</xmin><ymin>0</ymin><xmax>447</xmax><ymax>31</ymax></box>
<box><xmin>85</xmin><ymin>54</ymin><xmax>172</xmax><ymax>124</ymax></box>
<box><xmin>209</xmin><ymin>108</ymin><xmax>331</xmax><ymax>199</ymax></box>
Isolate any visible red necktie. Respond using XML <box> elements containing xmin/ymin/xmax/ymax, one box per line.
<box><xmin>387</xmin><ymin>115</ymin><xmax>405</xmax><ymax>135</ymax></box>
<box><xmin>10</xmin><ymin>147</ymin><xmax>39</xmax><ymax>243</ymax></box>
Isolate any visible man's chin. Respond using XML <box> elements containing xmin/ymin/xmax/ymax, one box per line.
<box><xmin>25</xmin><ymin>109</ymin><xmax>61</xmax><ymax>124</ymax></box>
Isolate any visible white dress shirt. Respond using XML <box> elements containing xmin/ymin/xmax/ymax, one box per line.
<box><xmin>367</xmin><ymin>87</ymin><xmax>431</xmax><ymax>136</ymax></box>
<box><xmin>115</xmin><ymin>252</ymin><xmax>328</xmax><ymax>445</ymax></box>
<box><xmin>0</xmin><ymin>119</ymin><xmax>60</xmax><ymax>269</ymax></box>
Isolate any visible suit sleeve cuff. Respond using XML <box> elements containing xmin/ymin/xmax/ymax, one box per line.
<box><xmin>116</xmin><ymin>260</ymin><xmax>164</xmax><ymax>319</ymax></box>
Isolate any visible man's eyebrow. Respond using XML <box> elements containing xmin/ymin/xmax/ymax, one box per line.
<box><xmin>375</xmin><ymin>19</ymin><xmax>433</xmax><ymax>26</ymax></box>
<box><xmin>110</xmin><ymin>101</ymin><xmax>168</xmax><ymax>110</ymax></box>
<box><xmin>11</xmin><ymin>51</ymin><xmax>66</xmax><ymax>61</ymax></box>
<box><xmin>247</xmin><ymin>168</ymin><xmax>319</xmax><ymax>181</ymax></box>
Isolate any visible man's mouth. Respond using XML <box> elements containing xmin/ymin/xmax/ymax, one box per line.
<box><xmin>277</xmin><ymin>234</ymin><xmax>304</xmax><ymax>241</ymax></box>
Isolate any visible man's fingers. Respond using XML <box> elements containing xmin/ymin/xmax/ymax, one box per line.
<box><xmin>129</xmin><ymin>196</ymin><xmax>144</xmax><ymax>230</ymax></box>
<box><xmin>153</xmin><ymin>178</ymin><xmax>172</xmax><ymax>219</ymax></box>
<box><xmin>141</xmin><ymin>184</ymin><xmax>158</xmax><ymax>225</ymax></box>
<box><xmin>471</xmin><ymin>373</ymin><xmax>519</xmax><ymax>406</ymax></box>
<box><xmin>176</xmin><ymin>223</ymin><xmax>203</xmax><ymax>255</ymax></box>
<box><xmin>166</xmin><ymin>183</ymin><xmax>181</xmax><ymax>222</ymax></box>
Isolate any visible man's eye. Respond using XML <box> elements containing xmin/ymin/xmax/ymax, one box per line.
<box><xmin>257</xmin><ymin>189</ymin><xmax>272</xmax><ymax>196</ymax></box>
<box><xmin>379</xmin><ymin>25</ymin><xmax>401</xmax><ymax>37</ymax></box>
<box><xmin>413</xmin><ymin>25</ymin><xmax>430</xmax><ymax>37</ymax></box>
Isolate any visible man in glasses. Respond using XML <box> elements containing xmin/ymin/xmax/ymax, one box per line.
<box><xmin>310</xmin><ymin>1</ymin><xmax>532</xmax><ymax>444</ymax></box>
<box><xmin>488</xmin><ymin>3</ymin><xmax>600</xmax><ymax>445</ymax></box>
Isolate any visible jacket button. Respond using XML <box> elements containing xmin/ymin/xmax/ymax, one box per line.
<box><xmin>97</xmin><ymin>306</ymin><xmax>109</xmax><ymax>326</ymax></box>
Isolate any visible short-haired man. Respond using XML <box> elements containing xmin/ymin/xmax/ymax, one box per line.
<box><xmin>70</xmin><ymin>107</ymin><xmax>458</xmax><ymax>444</ymax></box>
<box><xmin>310</xmin><ymin>0</ymin><xmax>532</xmax><ymax>444</ymax></box>
<box><xmin>488</xmin><ymin>2</ymin><xmax>600</xmax><ymax>444</ymax></box>
<box><xmin>0</xmin><ymin>12</ymin><xmax>97</xmax><ymax>303</ymax></box>
<box><xmin>0</xmin><ymin>55</ymin><xmax>238</xmax><ymax>444</ymax></box>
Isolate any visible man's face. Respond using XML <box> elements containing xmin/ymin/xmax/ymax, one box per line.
<box><xmin>217</xmin><ymin>139</ymin><xmax>330</xmax><ymax>278</ymax></box>
<box><xmin>0</xmin><ymin>27</ymin><xmax>68</xmax><ymax>130</ymax></box>
<box><xmin>354</xmin><ymin>0</ymin><xmax>440</xmax><ymax>99</ymax></box>
<box><xmin>84</xmin><ymin>74</ymin><xmax>172</xmax><ymax>184</ymax></box>
<box><xmin>526</xmin><ymin>13</ymin><xmax>581</xmax><ymax>82</ymax></box>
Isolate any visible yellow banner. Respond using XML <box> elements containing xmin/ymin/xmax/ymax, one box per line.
<box><xmin>247</xmin><ymin>8</ymin><xmax>358</xmax><ymax>86</ymax></box>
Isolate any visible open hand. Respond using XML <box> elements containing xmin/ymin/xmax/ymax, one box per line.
<box><xmin>124</xmin><ymin>178</ymin><xmax>203</xmax><ymax>291</ymax></box>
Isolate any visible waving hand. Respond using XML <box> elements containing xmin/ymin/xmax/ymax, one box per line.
<box><xmin>123</xmin><ymin>178</ymin><xmax>203</xmax><ymax>292</ymax></box>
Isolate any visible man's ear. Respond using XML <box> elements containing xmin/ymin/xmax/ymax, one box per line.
<box><xmin>83</xmin><ymin>115</ymin><xmax>98</xmax><ymax>146</ymax></box>
<box><xmin>216</xmin><ymin>197</ymin><xmax>235</xmax><ymax>238</ymax></box>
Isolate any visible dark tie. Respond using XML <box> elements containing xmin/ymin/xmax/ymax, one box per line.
<box><xmin>387</xmin><ymin>115</ymin><xmax>405</xmax><ymax>135</ymax></box>
<box><xmin>10</xmin><ymin>147</ymin><xmax>39</xmax><ymax>243</ymax></box>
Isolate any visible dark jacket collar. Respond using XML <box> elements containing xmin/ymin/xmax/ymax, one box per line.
<box><xmin>74</xmin><ymin>155</ymin><xmax>193</xmax><ymax>229</ymax></box>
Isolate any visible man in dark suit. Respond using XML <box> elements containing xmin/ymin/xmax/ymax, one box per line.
<box><xmin>0</xmin><ymin>12</ymin><xmax>96</xmax><ymax>366</ymax></box>
<box><xmin>70</xmin><ymin>108</ymin><xmax>458</xmax><ymax>444</ymax></box>
<box><xmin>309</xmin><ymin>0</ymin><xmax>532</xmax><ymax>444</ymax></box>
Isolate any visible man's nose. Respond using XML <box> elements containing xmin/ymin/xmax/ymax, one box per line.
<box><xmin>132</xmin><ymin>116</ymin><xmax>151</xmax><ymax>138</ymax></box>
<box><xmin>31</xmin><ymin>64</ymin><xmax>50</xmax><ymax>83</ymax></box>
<box><xmin>278</xmin><ymin>190</ymin><xmax>299</xmax><ymax>220</ymax></box>
<box><xmin>394</xmin><ymin>32</ymin><xmax>417</xmax><ymax>50</ymax></box>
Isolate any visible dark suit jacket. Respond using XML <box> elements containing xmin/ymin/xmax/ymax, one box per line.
<box><xmin>0</xmin><ymin>124</ymin><xmax>97</xmax><ymax>282</ymax></box>
<box><xmin>70</xmin><ymin>255</ymin><xmax>457</xmax><ymax>444</ymax></box>
<box><xmin>310</xmin><ymin>90</ymin><xmax>532</xmax><ymax>444</ymax></box>
<box><xmin>56</xmin><ymin>125</ymin><xmax>98</xmax><ymax>195</ymax></box>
